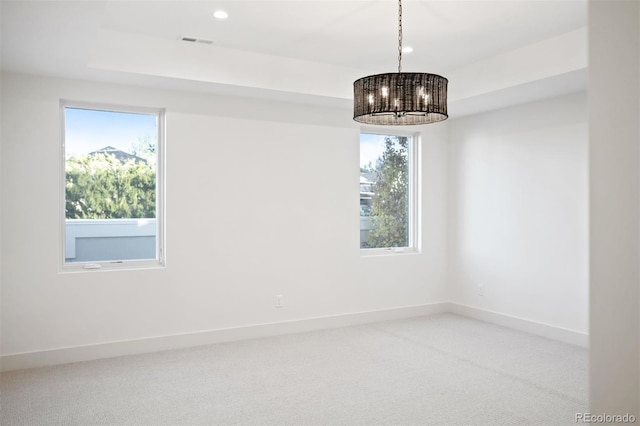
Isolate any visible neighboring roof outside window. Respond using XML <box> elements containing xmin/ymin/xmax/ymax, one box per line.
<box><xmin>89</xmin><ymin>146</ymin><xmax>147</xmax><ymax>164</ymax></box>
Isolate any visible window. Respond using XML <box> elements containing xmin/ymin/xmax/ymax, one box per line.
<box><xmin>61</xmin><ymin>102</ymin><xmax>165</xmax><ymax>270</ymax></box>
<box><xmin>360</xmin><ymin>132</ymin><xmax>418</xmax><ymax>252</ymax></box>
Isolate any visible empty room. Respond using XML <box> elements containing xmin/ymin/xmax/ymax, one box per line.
<box><xmin>1</xmin><ymin>0</ymin><xmax>638</xmax><ymax>425</ymax></box>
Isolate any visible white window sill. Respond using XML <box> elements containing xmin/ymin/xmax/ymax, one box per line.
<box><xmin>360</xmin><ymin>247</ymin><xmax>419</xmax><ymax>257</ymax></box>
<box><xmin>60</xmin><ymin>259</ymin><xmax>165</xmax><ymax>274</ymax></box>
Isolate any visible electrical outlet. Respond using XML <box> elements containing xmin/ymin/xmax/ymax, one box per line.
<box><xmin>275</xmin><ymin>294</ymin><xmax>284</xmax><ymax>308</ymax></box>
<box><xmin>478</xmin><ymin>285</ymin><xmax>485</xmax><ymax>296</ymax></box>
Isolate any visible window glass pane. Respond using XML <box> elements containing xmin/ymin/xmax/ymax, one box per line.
<box><xmin>64</xmin><ymin>107</ymin><xmax>159</xmax><ymax>263</ymax></box>
<box><xmin>360</xmin><ymin>133</ymin><xmax>411</xmax><ymax>249</ymax></box>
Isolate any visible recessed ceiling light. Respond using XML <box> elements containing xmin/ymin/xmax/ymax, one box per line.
<box><xmin>402</xmin><ymin>46</ymin><xmax>414</xmax><ymax>53</ymax></box>
<box><xmin>213</xmin><ymin>10</ymin><xmax>228</xmax><ymax>20</ymax></box>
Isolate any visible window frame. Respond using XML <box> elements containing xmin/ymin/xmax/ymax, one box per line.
<box><xmin>359</xmin><ymin>129</ymin><xmax>421</xmax><ymax>256</ymax></box>
<box><xmin>59</xmin><ymin>100</ymin><xmax>166</xmax><ymax>272</ymax></box>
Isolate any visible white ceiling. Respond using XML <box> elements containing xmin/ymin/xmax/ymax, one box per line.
<box><xmin>0</xmin><ymin>0</ymin><xmax>588</xmax><ymax>116</ymax></box>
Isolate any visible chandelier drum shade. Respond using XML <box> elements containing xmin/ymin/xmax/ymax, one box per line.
<box><xmin>353</xmin><ymin>0</ymin><xmax>448</xmax><ymax>126</ymax></box>
<box><xmin>353</xmin><ymin>72</ymin><xmax>448</xmax><ymax>125</ymax></box>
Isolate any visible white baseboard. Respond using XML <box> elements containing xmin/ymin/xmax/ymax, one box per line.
<box><xmin>448</xmin><ymin>302</ymin><xmax>589</xmax><ymax>348</ymax></box>
<box><xmin>0</xmin><ymin>302</ymin><xmax>448</xmax><ymax>372</ymax></box>
<box><xmin>1</xmin><ymin>302</ymin><xmax>588</xmax><ymax>372</ymax></box>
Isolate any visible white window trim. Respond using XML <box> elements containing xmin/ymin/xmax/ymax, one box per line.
<box><xmin>59</xmin><ymin>100</ymin><xmax>166</xmax><ymax>272</ymax></box>
<box><xmin>360</xmin><ymin>129</ymin><xmax>421</xmax><ymax>256</ymax></box>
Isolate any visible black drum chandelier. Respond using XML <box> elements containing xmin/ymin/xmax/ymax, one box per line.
<box><xmin>353</xmin><ymin>0</ymin><xmax>448</xmax><ymax>125</ymax></box>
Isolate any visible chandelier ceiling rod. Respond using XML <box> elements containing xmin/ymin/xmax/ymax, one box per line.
<box><xmin>398</xmin><ymin>0</ymin><xmax>402</xmax><ymax>74</ymax></box>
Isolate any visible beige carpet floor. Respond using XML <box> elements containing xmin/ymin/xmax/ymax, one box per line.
<box><xmin>1</xmin><ymin>313</ymin><xmax>587</xmax><ymax>425</ymax></box>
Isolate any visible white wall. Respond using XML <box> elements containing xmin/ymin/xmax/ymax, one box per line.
<box><xmin>448</xmin><ymin>92</ymin><xmax>589</xmax><ymax>334</ymax></box>
<box><xmin>589</xmin><ymin>0</ymin><xmax>639</xmax><ymax>416</ymax></box>
<box><xmin>0</xmin><ymin>72</ymin><xmax>449</xmax><ymax>360</ymax></box>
